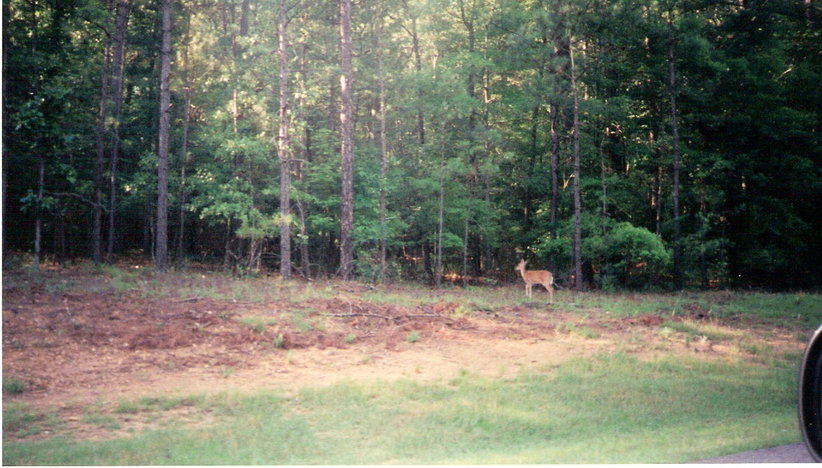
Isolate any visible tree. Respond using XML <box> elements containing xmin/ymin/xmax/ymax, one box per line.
<box><xmin>665</xmin><ymin>4</ymin><xmax>682</xmax><ymax>290</ymax></box>
<box><xmin>155</xmin><ymin>0</ymin><xmax>172</xmax><ymax>272</ymax></box>
<box><xmin>106</xmin><ymin>0</ymin><xmax>130</xmax><ymax>264</ymax></box>
<box><xmin>277</xmin><ymin>0</ymin><xmax>293</xmax><ymax>279</ymax></box>
<box><xmin>375</xmin><ymin>6</ymin><xmax>389</xmax><ymax>283</ymax></box>
<box><xmin>338</xmin><ymin>0</ymin><xmax>354</xmax><ymax>280</ymax></box>
<box><xmin>569</xmin><ymin>34</ymin><xmax>583</xmax><ymax>291</ymax></box>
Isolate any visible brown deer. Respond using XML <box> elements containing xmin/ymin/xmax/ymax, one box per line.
<box><xmin>514</xmin><ymin>260</ymin><xmax>554</xmax><ymax>303</ymax></box>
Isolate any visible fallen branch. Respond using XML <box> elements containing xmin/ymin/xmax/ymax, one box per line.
<box><xmin>175</xmin><ymin>297</ymin><xmax>200</xmax><ymax>303</ymax></box>
<box><xmin>404</xmin><ymin>313</ymin><xmax>454</xmax><ymax>321</ymax></box>
<box><xmin>323</xmin><ymin>312</ymin><xmax>393</xmax><ymax>321</ymax></box>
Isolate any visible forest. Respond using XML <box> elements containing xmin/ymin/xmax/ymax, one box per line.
<box><xmin>3</xmin><ymin>0</ymin><xmax>821</xmax><ymax>290</ymax></box>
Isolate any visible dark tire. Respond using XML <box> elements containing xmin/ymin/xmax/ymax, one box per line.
<box><xmin>799</xmin><ymin>325</ymin><xmax>822</xmax><ymax>462</ymax></box>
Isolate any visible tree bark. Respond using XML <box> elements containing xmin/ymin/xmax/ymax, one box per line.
<box><xmin>155</xmin><ymin>0</ymin><xmax>172</xmax><ymax>272</ymax></box>
<box><xmin>549</xmin><ymin>101</ymin><xmax>560</xmax><ymax>240</ymax></box>
<box><xmin>338</xmin><ymin>0</ymin><xmax>354</xmax><ymax>280</ymax></box>
<box><xmin>106</xmin><ymin>0</ymin><xmax>129</xmax><ymax>264</ymax></box>
<box><xmin>435</xmin><ymin>150</ymin><xmax>445</xmax><ymax>289</ymax></box>
<box><xmin>33</xmin><ymin>156</ymin><xmax>45</xmax><ymax>270</ymax></box>
<box><xmin>400</xmin><ymin>0</ymin><xmax>424</xmax><ymax>145</ymax></box>
<box><xmin>376</xmin><ymin>13</ymin><xmax>388</xmax><ymax>283</ymax></box>
<box><xmin>296</xmin><ymin>19</ymin><xmax>311</xmax><ymax>279</ymax></box>
<box><xmin>277</xmin><ymin>0</ymin><xmax>292</xmax><ymax>279</ymax></box>
<box><xmin>177</xmin><ymin>8</ymin><xmax>192</xmax><ymax>267</ymax></box>
<box><xmin>93</xmin><ymin>33</ymin><xmax>111</xmax><ymax>265</ymax></box>
<box><xmin>570</xmin><ymin>38</ymin><xmax>583</xmax><ymax>291</ymax></box>
<box><xmin>667</xmin><ymin>14</ymin><xmax>683</xmax><ymax>289</ymax></box>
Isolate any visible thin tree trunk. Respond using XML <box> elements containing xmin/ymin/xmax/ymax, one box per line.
<box><xmin>277</xmin><ymin>0</ymin><xmax>292</xmax><ymax>279</ymax></box>
<box><xmin>296</xmin><ymin>23</ymin><xmax>311</xmax><ymax>279</ymax></box>
<box><xmin>667</xmin><ymin>15</ymin><xmax>683</xmax><ymax>289</ymax></box>
<box><xmin>462</xmin><ymin>213</ymin><xmax>469</xmax><ymax>286</ymax></box>
<box><xmin>93</xmin><ymin>30</ymin><xmax>111</xmax><ymax>265</ymax></box>
<box><xmin>435</xmin><ymin>150</ymin><xmax>445</xmax><ymax>289</ymax></box>
<box><xmin>54</xmin><ymin>199</ymin><xmax>66</xmax><ymax>264</ymax></box>
<box><xmin>155</xmin><ymin>0</ymin><xmax>172</xmax><ymax>272</ymax></box>
<box><xmin>570</xmin><ymin>38</ymin><xmax>583</xmax><ymax>291</ymax></box>
<box><xmin>177</xmin><ymin>82</ymin><xmax>191</xmax><ymax>266</ymax></box>
<box><xmin>33</xmin><ymin>156</ymin><xmax>45</xmax><ymax>270</ymax></box>
<box><xmin>338</xmin><ymin>0</ymin><xmax>354</xmax><ymax>280</ymax></box>
<box><xmin>458</xmin><ymin>0</ymin><xmax>477</xmax><ymax>285</ymax></box>
<box><xmin>376</xmin><ymin>13</ymin><xmax>388</xmax><ymax>283</ymax></box>
<box><xmin>524</xmin><ymin>105</ymin><xmax>538</xmax><ymax>229</ymax></box>
<box><xmin>549</xmin><ymin>101</ymin><xmax>560</xmax><ymax>240</ymax></box>
<box><xmin>481</xmin><ymin>67</ymin><xmax>492</xmax><ymax>273</ymax></box>
<box><xmin>106</xmin><ymin>0</ymin><xmax>129</xmax><ymax>264</ymax></box>
<box><xmin>600</xmin><ymin>142</ymin><xmax>608</xmax><ymax>234</ymax></box>
<box><xmin>177</xmin><ymin>7</ymin><xmax>193</xmax><ymax>266</ymax></box>
<box><xmin>400</xmin><ymin>0</ymin><xmax>424</xmax><ymax>145</ymax></box>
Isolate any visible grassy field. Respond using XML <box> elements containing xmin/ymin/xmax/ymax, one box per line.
<box><xmin>3</xmin><ymin>263</ymin><xmax>821</xmax><ymax>464</ymax></box>
<box><xmin>2</xmin><ymin>354</ymin><xmax>800</xmax><ymax>464</ymax></box>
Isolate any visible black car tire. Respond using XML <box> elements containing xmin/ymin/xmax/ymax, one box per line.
<box><xmin>799</xmin><ymin>325</ymin><xmax>822</xmax><ymax>462</ymax></box>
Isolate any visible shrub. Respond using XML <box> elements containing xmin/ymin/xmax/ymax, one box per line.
<box><xmin>599</xmin><ymin>222</ymin><xmax>671</xmax><ymax>289</ymax></box>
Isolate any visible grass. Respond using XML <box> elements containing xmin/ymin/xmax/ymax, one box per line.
<box><xmin>3</xmin><ymin>403</ymin><xmax>58</xmax><ymax>439</ymax></box>
<box><xmin>2</xmin><ymin>353</ymin><xmax>800</xmax><ymax>465</ymax></box>
<box><xmin>3</xmin><ymin>376</ymin><xmax>26</xmax><ymax>395</ymax></box>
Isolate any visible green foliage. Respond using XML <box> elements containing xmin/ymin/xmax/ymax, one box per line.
<box><xmin>2</xmin><ymin>0</ymin><xmax>819</xmax><ymax>288</ymax></box>
<box><xmin>598</xmin><ymin>222</ymin><xmax>671</xmax><ymax>289</ymax></box>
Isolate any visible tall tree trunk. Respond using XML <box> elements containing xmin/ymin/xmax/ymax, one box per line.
<box><xmin>93</xmin><ymin>36</ymin><xmax>111</xmax><ymax>265</ymax></box>
<box><xmin>106</xmin><ymin>0</ymin><xmax>129</xmax><ymax>264</ymax></box>
<box><xmin>570</xmin><ymin>38</ymin><xmax>583</xmax><ymax>291</ymax></box>
<box><xmin>33</xmin><ymin>156</ymin><xmax>45</xmax><ymax>270</ymax></box>
<box><xmin>277</xmin><ymin>0</ymin><xmax>292</xmax><ymax>279</ymax></box>
<box><xmin>667</xmin><ymin>14</ymin><xmax>683</xmax><ymax>289</ymax></box>
<box><xmin>600</xmin><ymin>141</ymin><xmax>608</xmax><ymax>234</ymax></box>
<box><xmin>155</xmin><ymin>0</ymin><xmax>172</xmax><ymax>272</ymax></box>
<box><xmin>523</xmin><ymin>105</ymin><xmax>539</xmax><ymax>229</ymax></box>
<box><xmin>376</xmin><ymin>13</ymin><xmax>388</xmax><ymax>283</ymax></box>
<box><xmin>481</xmin><ymin>66</ymin><xmax>493</xmax><ymax>273</ymax></box>
<box><xmin>177</xmin><ymin>31</ymin><xmax>192</xmax><ymax>266</ymax></box>
<box><xmin>462</xmin><ymin>212</ymin><xmax>469</xmax><ymax>286</ymax></box>
<box><xmin>177</xmin><ymin>8</ymin><xmax>192</xmax><ymax>267</ymax></box>
<box><xmin>338</xmin><ymin>0</ymin><xmax>354</xmax><ymax>280</ymax></box>
<box><xmin>296</xmin><ymin>21</ymin><xmax>311</xmax><ymax>279</ymax></box>
<box><xmin>400</xmin><ymin>0</ymin><xmax>424</xmax><ymax>145</ymax></box>
<box><xmin>435</xmin><ymin>150</ymin><xmax>445</xmax><ymax>289</ymax></box>
<box><xmin>549</xmin><ymin>101</ymin><xmax>560</xmax><ymax>240</ymax></box>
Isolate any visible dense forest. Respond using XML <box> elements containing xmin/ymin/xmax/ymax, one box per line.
<box><xmin>3</xmin><ymin>0</ymin><xmax>820</xmax><ymax>289</ymax></box>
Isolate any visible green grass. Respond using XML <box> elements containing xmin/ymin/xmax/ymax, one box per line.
<box><xmin>3</xmin><ymin>376</ymin><xmax>26</xmax><ymax>395</ymax></box>
<box><xmin>3</xmin><ymin>403</ymin><xmax>59</xmax><ymax>439</ymax></box>
<box><xmin>3</xmin><ymin>353</ymin><xmax>800</xmax><ymax>465</ymax></box>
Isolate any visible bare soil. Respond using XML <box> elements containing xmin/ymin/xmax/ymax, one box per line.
<box><xmin>2</xmin><ymin>268</ymin><xmax>803</xmax><ymax>442</ymax></box>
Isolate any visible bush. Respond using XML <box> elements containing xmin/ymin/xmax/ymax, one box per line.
<box><xmin>599</xmin><ymin>222</ymin><xmax>671</xmax><ymax>289</ymax></box>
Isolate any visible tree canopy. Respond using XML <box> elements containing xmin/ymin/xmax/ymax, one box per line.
<box><xmin>3</xmin><ymin>0</ymin><xmax>821</xmax><ymax>289</ymax></box>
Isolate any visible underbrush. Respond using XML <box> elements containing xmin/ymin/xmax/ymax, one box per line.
<box><xmin>2</xmin><ymin>353</ymin><xmax>799</xmax><ymax>464</ymax></box>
